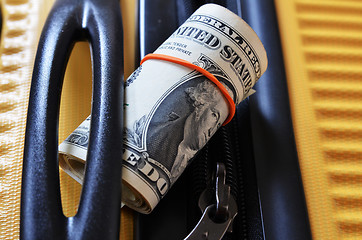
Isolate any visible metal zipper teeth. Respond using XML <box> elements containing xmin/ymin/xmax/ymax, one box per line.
<box><xmin>230</xmin><ymin>117</ymin><xmax>248</xmax><ymax>240</ymax></box>
<box><xmin>220</xmin><ymin>126</ymin><xmax>238</xmax><ymax>199</ymax></box>
<box><xmin>218</xmin><ymin>126</ymin><xmax>238</xmax><ymax>240</ymax></box>
<box><xmin>187</xmin><ymin>141</ymin><xmax>210</xmax><ymax>233</ymax></box>
<box><xmin>189</xmin><ymin>114</ymin><xmax>249</xmax><ymax>239</ymax></box>
<box><xmin>191</xmin><ymin>143</ymin><xmax>209</xmax><ymax>199</ymax></box>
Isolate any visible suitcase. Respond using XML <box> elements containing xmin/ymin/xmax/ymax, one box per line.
<box><xmin>0</xmin><ymin>0</ymin><xmax>361</xmax><ymax>239</ymax></box>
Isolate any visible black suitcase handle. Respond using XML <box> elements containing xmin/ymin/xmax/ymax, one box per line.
<box><xmin>21</xmin><ymin>0</ymin><xmax>124</xmax><ymax>239</ymax></box>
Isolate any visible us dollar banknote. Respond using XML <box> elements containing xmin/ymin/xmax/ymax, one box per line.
<box><xmin>59</xmin><ymin>3</ymin><xmax>267</xmax><ymax>213</ymax></box>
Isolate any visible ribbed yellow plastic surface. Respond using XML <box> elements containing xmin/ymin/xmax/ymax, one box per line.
<box><xmin>0</xmin><ymin>0</ymin><xmax>135</xmax><ymax>239</ymax></box>
<box><xmin>0</xmin><ymin>0</ymin><xmax>45</xmax><ymax>238</ymax></box>
<box><xmin>275</xmin><ymin>1</ymin><xmax>362</xmax><ymax>239</ymax></box>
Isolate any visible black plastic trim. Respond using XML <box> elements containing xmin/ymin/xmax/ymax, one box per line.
<box><xmin>241</xmin><ymin>0</ymin><xmax>312</xmax><ymax>239</ymax></box>
<box><xmin>21</xmin><ymin>0</ymin><xmax>124</xmax><ymax>239</ymax></box>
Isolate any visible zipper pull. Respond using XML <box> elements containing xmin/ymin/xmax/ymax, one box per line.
<box><xmin>185</xmin><ymin>162</ymin><xmax>238</xmax><ymax>240</ymax></box>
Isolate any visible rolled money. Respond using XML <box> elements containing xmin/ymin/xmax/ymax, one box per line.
<box><xmin>59</xmin><ymin>3</ymin><xmax>267</xmax><ymax>213</ymax></box>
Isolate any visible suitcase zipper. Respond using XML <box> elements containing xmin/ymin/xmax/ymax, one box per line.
<box><xmin>187</xmin><ymin>115</ymin><xmax>250</xmax><ymax>239</ymax></box>
<box><xmin>185</xmin><ymin>162</ymin><xmax>238</xmax><ymax>240</ymax></box>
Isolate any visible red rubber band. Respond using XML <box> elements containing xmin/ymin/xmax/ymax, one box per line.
<box><xmin>140</xmin><ymin>53</ymin><xmax>236</xmax><ymax>125</ymax></box>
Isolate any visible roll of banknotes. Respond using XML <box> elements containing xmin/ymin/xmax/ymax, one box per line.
<box><xmin>59</xmin><ymin>3</ymin><xmax>267</xmax><ymax>213</ymax></box>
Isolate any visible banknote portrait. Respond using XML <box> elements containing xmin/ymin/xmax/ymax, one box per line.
<box><xmin>122</xmin><ymin>55</ymin><xmax>237</xmax><ymax>183</ymax></box>
<box><xmin>145</xmin><ymin>74</ymin><xmax>235</xmax><ymax>182</ymax></box>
